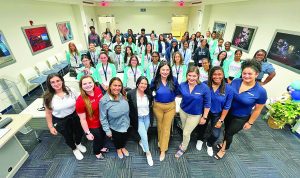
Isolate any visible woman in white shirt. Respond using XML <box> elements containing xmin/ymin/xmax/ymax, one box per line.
<box><xmin>44</xmin><ymin>73</ymin><xmax>86</xmax><ymax>160</ymax></box>
<box><xmin>199</xmin><ymin>58</ymin><xmax>211</xmax><ymax>82</ymax></box>
<box><xmin>123</xmin><ymin>55</ymin><xmax>144</xmax><ymax>90</ymax></box>
<box><xmin>127</xmin><ymin>76</ymin><xmax>154</xmax><ymax>166</ymax></box>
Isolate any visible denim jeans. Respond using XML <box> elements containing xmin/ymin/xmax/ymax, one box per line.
<box><xmin>138</xmin><ymin>115</ymin><xmax>150</xmax><ymax>152</ymax></box>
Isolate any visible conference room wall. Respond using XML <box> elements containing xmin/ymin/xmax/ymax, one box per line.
<box><xmin>203</xmin><ymin>0</ymin><xmax>300</xmax><ymax>98</ymax></box>
<box><xmin>95</xmin><ymin>6</ymin><xmax>193</xmax><ymax>35</ymax></box>
<box><xmin>0</xmin><ymin>0</ymin><xmax>83</xmax><ymax>112</ymax></box>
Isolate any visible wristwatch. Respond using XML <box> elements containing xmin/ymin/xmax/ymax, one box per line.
<box><xmin>218</xmin><ymin>119</ymin><xmax>224</xmax><ymax>123</ymax></box>
<box><xmin>85</xmin><ymin>131</ymin><xmax>91</xmax><ymax>135</ymax></box>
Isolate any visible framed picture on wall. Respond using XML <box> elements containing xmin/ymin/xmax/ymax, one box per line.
<box><xmin>267</xmin><ymin>29</ymin><xmax>300</xmax><ymax>73</ymax></box>
<box><xmin>0</xmin><ymin>30</ymin><xmax>16</xmax><ymax>68</ymax></box>
<box><xmin>213</xmin><ymin>21</ymin><xmax>227</xmax><ymax>39</ymax></box>
<box><xmin>56</xmin><ymin>21</ymin><xmax>73</xmax><ymax>43</ymax></box>
<box><xmin>231</xmin><ymin>24</ymin><xmax>257</xmax><ymax>53</ymax></box>
<box><xmin>21</xmin><ymin>25</ymin><xmax>53</xmax><ymax>55</ymax></box>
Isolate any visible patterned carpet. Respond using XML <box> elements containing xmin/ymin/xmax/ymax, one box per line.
<box><xmin>6</xmin><ymin>79</ymin><xmax>300</xmax><ymax>178</ymax></box>
<box><xmin>14</xmin><ymin>117</ymin><xmax>300</xmax><ymax>178</ymax></box>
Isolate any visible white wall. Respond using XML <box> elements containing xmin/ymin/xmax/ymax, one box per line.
<box><xmin>187</xmin><ymin>6</ymin><xmax>202</xmax><ymax>33</ymax></box>
<box><xmin>95</xmin><ymin>6</ymin><xmax>191</xmax><ymax>35</ymax></box>
<box><xmin>203</xmin><ymin>0</ymin><xmax>300</xmax><ymax>98</ymax></box>
<box><xmin>0</xmin><ymin>0</ymin><xmax>85</xmax><ymax>111</ymax></box>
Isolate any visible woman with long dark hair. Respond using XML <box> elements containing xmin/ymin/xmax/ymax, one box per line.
<box><xmin>195</xmin><ymin>66</ymin><xmax>233</xmax><ymax>157</ymax></box>
<box><xmin>76</xmin><ymin>76</ymin><xmax>107</xmax><ymax>159</ymax></box>
<box><xmin>215</xmin><ymin>60</ymin><xmax>267</xmax><ymax>159</ymax></box>
<box><xmin>100</xmin><ymin>77</ymin><xmax>130</xmax><ymax>159</ymax></box>
<box><xmin>150</xmin><ymin>61</ymin><xmax>179</xmax><ymax>161</ymax></box>
<box><xmin>44</xmin><ymin>73</ymin><xmax>85</xmax><ymax>160</ymax></box>
<box><xmin>127</xmin><ymin>76</ymin><xmax>154</xmax><ymax>166</ymax></box>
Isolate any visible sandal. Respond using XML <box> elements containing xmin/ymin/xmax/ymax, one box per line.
<box><xmin>175</xmin><ymin>148</ymin><xmax>185</xmax><ymax>158</ymax></box>
<box><xmin>101</xmin><ymin>147</ymin><xmax>109</xmax><ymax>153</ymax></box>
<box><xmin>214</xmin><ymin>150</ymin><xmax>225</xmax><ymax>160</ymax></box>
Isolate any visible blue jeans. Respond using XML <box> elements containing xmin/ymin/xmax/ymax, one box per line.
<box><xmin>138</xmin><ymin>115</ymin><xmax>150</xmax><ymax>152</ymax></box>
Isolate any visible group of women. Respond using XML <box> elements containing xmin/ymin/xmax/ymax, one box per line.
<box><xmin>44</xmin><ymin>29</ymin><xmax>275</xmax><ymax>166</ymax></box>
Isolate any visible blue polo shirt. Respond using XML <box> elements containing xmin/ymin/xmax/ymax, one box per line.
<box><xmin>204</xmin><ymin>82</ymin><xmax>234</xmax><ymax>114</ymax></box>
<box><xmin>230</xmin><ymin>78</ymin><xmax>267</xmax><ymax>117</ymax></box>
<box><xmin>150</xmin><ymin>77</ymin><xmax>179</xmax><ymax>103</ymax></box>
<box><xmin>257</xmin><ymin>61</ymin><xmax>275</xmax><ymax>80</ymax></box>
<box><xmin>179</xmin><ymin>82</ymin><xmax>211</xmax><ymax>115</ymax></box>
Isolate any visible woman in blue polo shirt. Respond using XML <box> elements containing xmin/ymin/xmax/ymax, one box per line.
<box><xmin>195</xmin><ymin>66</ymin><xmax>233</xmax><ymax>157</ymax></box>
<box><xmin>175</xmin><ymin>66</ymin><xmax>211</xmax><ymax>158</ymax></box>
<box><xmin>215</xmin><ymin>60</ymin><xmax>267</xmax><ymax>160</ymax></box>
<box><xmin>253</xmin><ymin>49</ymin><xmax>276</xmax><ymax>85</ymax></box>
<box><xmin>150</xmin><ymin>61</ymin><xmax>179</xmax><ymax>161</ymax></box>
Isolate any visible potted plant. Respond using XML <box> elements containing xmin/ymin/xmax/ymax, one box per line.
<box><xmin>266</xmin><ymin>99</ymin><xmax>300</xmax><ymax>129</ymax></box>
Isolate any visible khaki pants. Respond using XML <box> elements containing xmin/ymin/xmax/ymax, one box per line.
<box><xmin>153</xmin><ymin>101</ymin><xmax>176</xmax><ymax>152</ymax></box>
<box><xmin>179</xmin><ymin>108</ymin><xmax>201</xmax><ymax>150</ymax></box>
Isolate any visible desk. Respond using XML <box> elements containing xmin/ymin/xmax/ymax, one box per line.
<box><xmin>20</xmin><ymin>98</ymin><xmax>47</xmax><ymax>129</ymax></box>
<box><xmin>0</xmin><ymin>114</ymin><xmax>32</xmax><ymax>178</ymax></box>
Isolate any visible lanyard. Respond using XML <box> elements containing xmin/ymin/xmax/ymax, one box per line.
<box><xmin>131</xmin><ymin>66</ymin><xmax>137</xmax><ymax>82</ymax></box>
<box><xmin>116</xmin><ymin>54</ymin><xmax>121</xmax><ymax>66</ymax></box>
<box><xmin>184</xmin><ymin>50</ymin><xmax>186</xmax><ymax>58</ymax></box>
<box><xmin>146</xmin><ymin>54</ymin><xmax>151</xmax><ymax>62</ymax></box>
<box><xmin>218</xmin><ymin>47</ymin><xmax>222</xmax><ymax>53</ymax></box>
<box><xmin>102</xmin><ymin>63</ymin><xmax>108</xmax><ymax>81</ymax></box>
<box><xmin>175</xmin><ymin>65</ymin><xmax>181</xmax><ymax>80</ymax></box>
<box><xmin>72</xmin><ymin>53</ymin><xmax>78</xmax><ymax>64</ymax></box>
<box><xmin>152</xmin><ymin>64</ymin><xmax>158</xmax><ymax>77</ymax></box>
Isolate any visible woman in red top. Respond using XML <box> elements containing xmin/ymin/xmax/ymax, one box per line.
<box><xmin>76</xmin><ymin>75</ymin><xmax>106</xmax><ymax>159</ymax></box>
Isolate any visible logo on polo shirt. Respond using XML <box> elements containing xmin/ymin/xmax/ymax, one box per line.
<box><xmin>194</xmin><ymin>92</ymin><xmax>201</xmax><ymax>95</ymax></box>
<box><xmin>247</xmin><ymin>92</ymin><xmax>254</xmax><ymax>96</ymax></box>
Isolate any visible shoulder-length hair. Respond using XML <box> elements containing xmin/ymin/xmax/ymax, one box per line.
<box><xmin>153</xmin><ymin>61</ymin><xmax>175</xmax><ymax>91</ymax></box>
<box><xmin>144</xmin><ymin>43</ymin><xmax>153</xmax><ymax>54</ymax></box>
<box><xmin>208</xmin><ymin>66</ymin><xmax>226</xmax><ymax>94</ymax></box>
<box><xmin>79</xmin><ymin>76</ymin><xmax>96</xmax><ymax>118</ymax></box>
<box><xmin>128</xmin><ymin>55</ymin><xmax>140</xmax><ymax>66</ymax></box>
<box><xmin>172</xmin><ymin>51</ymin><xmax>184</xmax><ymax>65</ymax></box>
<box><xmin>107</xmin><ymin>77</ymin><xmax>126</xmax><ymax>99</ymax></box>
<box><xmin>136</xmin><ymin>76</ymin><xmax>151</xmax><ymax>96</ymax></box>
<box><xmin>186</xmin><ymin>66</ymin><xmax>200</xmax><ymax>84</ymax></box>
<box><xmin>99</xmin><ymin>52</ymin><xmax>113</xmax><ymax>64</ymax></box>
<box><xmin>218</xmin><ymin>51</ymin><xmax>227</xmax><ymax>67</ymax></box>
<box><xmin>44</xmin><ymin>73</ymin><xmax>69</xmax><ymax>110</ymax></box>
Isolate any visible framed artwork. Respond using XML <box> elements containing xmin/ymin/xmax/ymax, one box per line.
<box><xmin>0</xmin><ymin>30</ymin><xmax>16</xmax><ymax>68</ymax></box>
<box><xmin>231</xmin><ymin>24</ymin><xmax>257</xmax><ymax>53</ymax></box>
<box><xmin>267</xmin><ymin>29</ymin><xmax>300</xmax><ymax>73</ymax></box>
<box><xmin>21</xmin><ymin>25</ymin><xmax>53</xmax><ymax>55</ymax></box>
<box><xmin>56</xmin><ymin>21</ymin><xmax>73</xmax><ymax>43</ymax></box>
<box><xmin>213</xmin><ymin>21</ymin><xmax>227</xmax><ymax>39</ymax></box>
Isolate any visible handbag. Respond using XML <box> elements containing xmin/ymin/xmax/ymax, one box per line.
<box><xmin>69</xmin><ymin>67</ymin><xmax>77</xmax><ymax>77</ymax></box>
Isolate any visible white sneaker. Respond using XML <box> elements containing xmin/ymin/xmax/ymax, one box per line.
<box><xmin>139</xmin><ymin>141</ymin><xmax>145</xmax><ymax>152</ymax></box>
<box><xmin>73</xmin><ymin>149</ymin><xmax>84</xmax><ymax>160</ymax></box>
<box><xmin>206</xmin><ymin>143</ymin><xmax>213</xmax><ymax>157</ymax></box>
<box><xmin>146</xmin><ymin>154</ymin><xmax>154</xmax><ymax>166</ymax></box>
<box><xmin>196</xmin><ymin>140</ymin><xmax>203</xmax><ymax>151</ymax></box>
<box><xmin>76</xmin><ymin>143</ymin><xmax>87</xmax><ymax>153</ymax></box>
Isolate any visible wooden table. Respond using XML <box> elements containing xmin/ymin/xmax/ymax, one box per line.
<box><xmin>0</xmin><ymin>114</ymin><xmax>32</xmax><ymax>178</ymax></box>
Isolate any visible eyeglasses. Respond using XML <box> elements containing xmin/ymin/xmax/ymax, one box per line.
<box><xmin>152</xmin><ymin>56</ymin><xmax>159</xmax><ymax>57</ymax></box>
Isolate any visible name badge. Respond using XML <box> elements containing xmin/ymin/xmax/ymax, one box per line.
<box><xmin>195</xmin><ymin>92</ymin><xmax>201</xmax><ymax>95</ymax></box>
<box><xmin>247</xmin><ymin>92</ymin><xmax>254</xmax><ymax>96</ymax></box>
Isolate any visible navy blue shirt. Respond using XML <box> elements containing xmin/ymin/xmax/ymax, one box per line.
<box><xmin>150</xmin><ymin>77</ymin><xmax>179</xmax><ymax>103</ymax></box>
<box><xmin>178</xmin><ymin>82</ymin><xmax>211</xmax><ymax>115</ymax></box>
<box><xmin>204</xmin><ymin>81</ymin><xmax>234</xmax><ymax>114</ymax></box>
<box><xmin>230</xmin><ymin>78</ymin><xmax>267</xmax><ymax>117</ymax></box>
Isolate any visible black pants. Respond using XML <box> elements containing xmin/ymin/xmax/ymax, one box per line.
<box><xmin>52</xmin><ymin>112</ymin><xmax>84</xmax><ymax>150</ymax></box>
<box><xmin>224</xmin><ymin>114</ymin><xmax>249</xmax><ymax>150</ymax></box>
<box><xmin>196</xmin><ymin>112</ymin><xmax>222</xmax><ymax>147</ymax></box>
<box><xmin>111</xmin><ymin>129</ymin><xmax>128</xmax><ymax>149</ymax></box>
<box><xmin>90</xmin><ymin>127</ymin><xmax>106</xmax><ymax>155</ymax></box>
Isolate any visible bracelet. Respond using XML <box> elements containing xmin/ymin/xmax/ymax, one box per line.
<box><xmin>85</xmin><ymin>131</ymin><xmax>91</xmax><ymax>135</ymax></box>
<box><xmin>218</xmin><ymin>119</ymin><xmax>224</xmax><ymax>123</ymax></box>
<box><xmin>203</xmin><ymin>117</ymin><xmax>207</xmax><ymax>120</ymax></box>
<box><xmin>247</xmin><ymin>122</ymin><xmax>253</xmax><ymax>125</ymax></box>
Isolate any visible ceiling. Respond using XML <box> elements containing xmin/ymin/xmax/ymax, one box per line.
<box><xmin>36</xmin><ymin>0</ymin><xmax>248</xmax><ymax>7</ymax></box>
